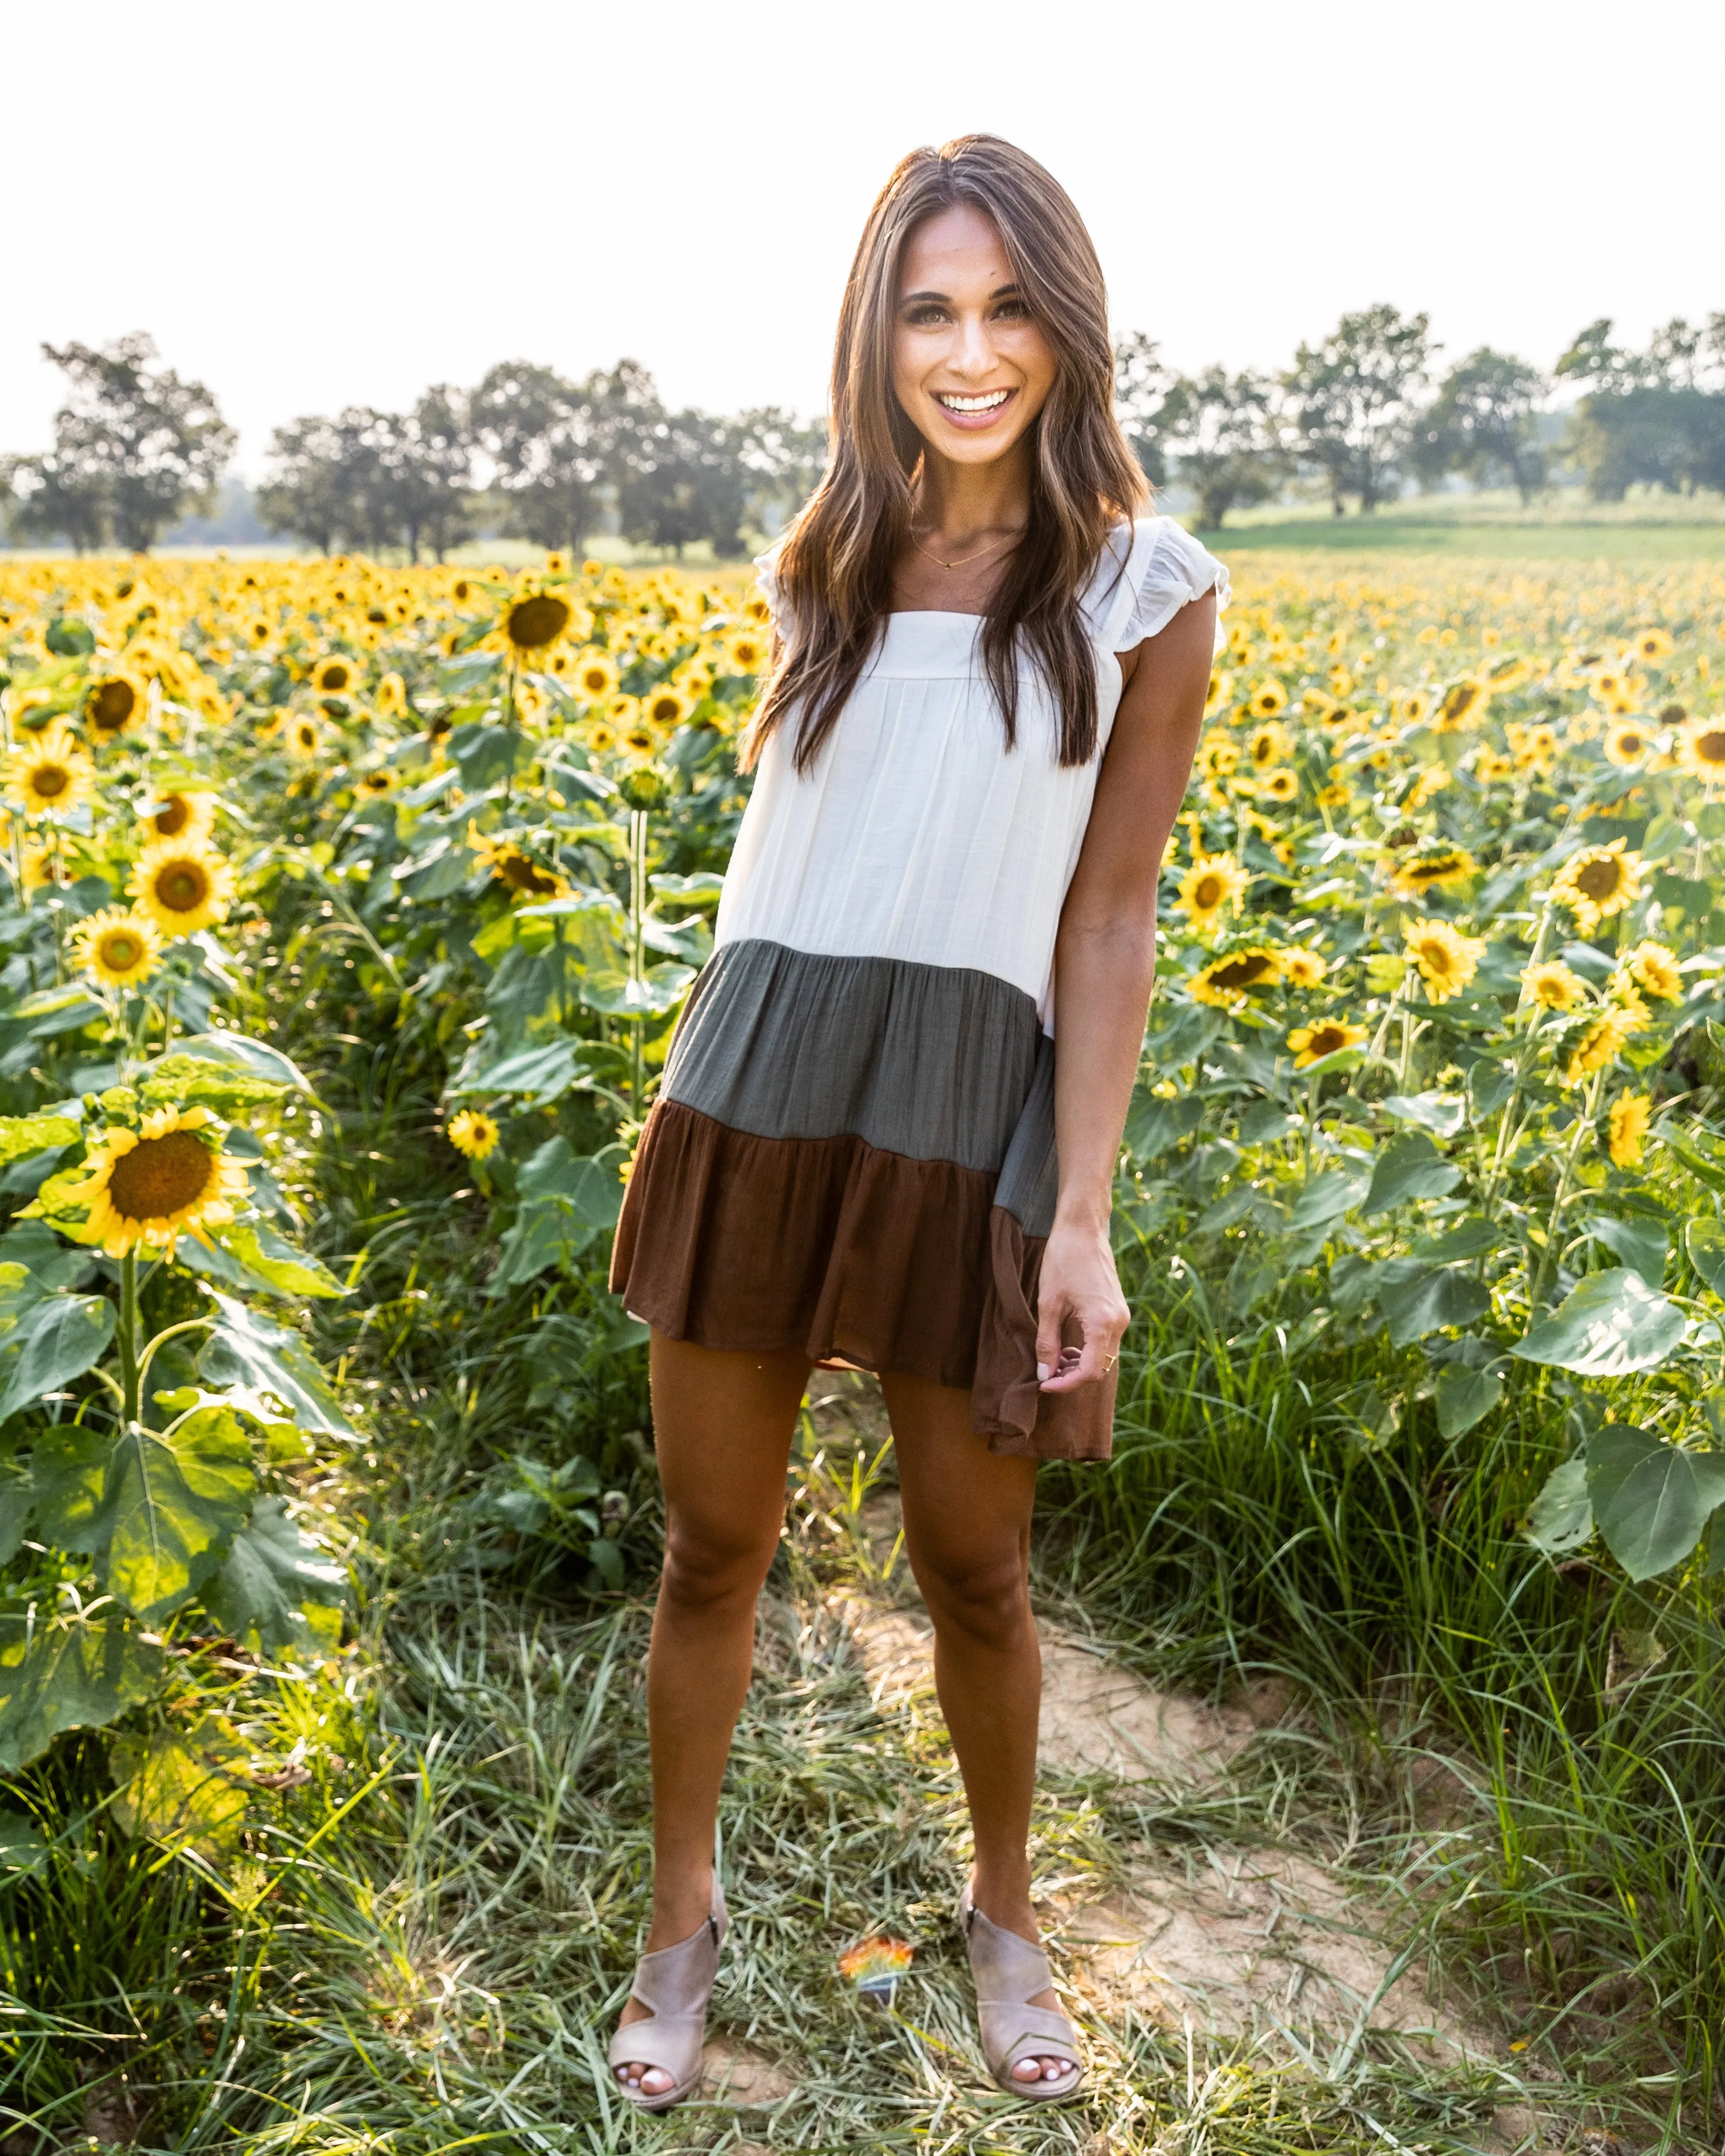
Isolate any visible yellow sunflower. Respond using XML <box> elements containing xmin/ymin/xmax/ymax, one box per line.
<box><xmin>572</xmin><ymin>650</ymin><xmax>620</xmax><ymax>702</ymax></box>
<box><xmin>1190</xmin><ymin>947</ymin><xmax>1283</xmax><ymax>1010</ymax></box>
<box><xmin>1473</xmin><ymin>748</ymin><xmax>1516</xmax><ymax>785</ymax></box>
<box><xmin>142</xmin><ymin>790</ymin><xmax>218</xmax><ymax>844</ymax></box>
<box><xmin>1564</xmin><ymin>1007</ymin><xmax>1636</xmax><ymax>1087</ymax></box>
<box><xmin>1434</xmin><ymin>677</ymin><xmax>1489</xmax><ymax>731</ymax></box>
<box><xmin>376</xmin><ymin>671</ymin><xmax>409</xmax><ymax>718</ymax></box>
<box><xmin>84</xmin><ymin>671</ymin><xmax>149</xmax><ymax>742</ymax></box>
<box><xmin>1204</xmin><ymin>666</ymin><xmax>1234</xmax><ymax>718</ymax></box>
<box><xmin>1679</xmin><ymin>717</ymin><xmax>1725</xmax><ymax>781</ymax></box>
<box><xmin>19</xmin><ymin>836</ymin><xmax>77</xmax><ymax>893</ymax></box>
<box><xmin>585</xmin><ymin>721</ymin><xmax>619</xmax><ymax>756</ymax></box>
<box><xmin>1248</xmin><ymin>720</ymin><xmax>1290</xmax><ymax>769</ymax></box>
<box><xmin>1177</xmin><ymin>852</ymin><xmax>1250</xmax><ymax>927</ymax></box>
<box><xmin>641</xmin><ymin>685</ymin><xmax>691</xmax><ymax>731</ymax></box>
<box><xmin>1390</xmin><ymin>689</ymin><xmax>1430</xmax><ymax>728</ymax></box>
<box><xmin>1621</xmin><ymin>940</ymin><xmax>1683</xmax><ymax>1002</ymax></box>
<box><xmin>55</xmin><ymin>1105</ymin><xmax>250</xmax><ymax>1258</ymax></box>
<box><xmin>1280</xmin><ymin>947</ymin><xmax>1328</xmax><ymax>989</ymax></box>
<box><xmin>1287</xmin><ymin>1018</ymin><xmax>1367</xmax><ymax>1069</ymax></box>
<box><xmin>286</xmin><ymin>714</ymin><xmax>324</xmax><ymax>760</ymax></box>
<box><xmin>1391</xmin><ymin>845</ymin><xmax>1475</xmax><ymax>898</ymax></box>
<box><xmin>725</xmin><ymin>629</ymin><xmax>771</xmax><ymax>676</ymax></box>
<box><xmin>1627</xmin><ymin>628</ymin><xmax>1673</xmax><ymax>665</ymax></box>
<box><xmin>1604</xmin><ymin>719</ymin><xmax>1653</xmax><ymax>767</ymax></box>
<box><xmin>308</xmin><ymin>651</ymin><xmax>363</xmax><ymax>701</ymax></box>
<box><xmin>1197</xmin><ymin>731</ymin><xmax>1239</xmax><ymax>780</ymax></box>
<box><xmin>1522</xmin><ymin>960</ymin><xmax>1586</xmax><ymax>1012</ymax></box>
<box><xmin>446</xmin><ymin>1108</ymin><xmax>500</xmax><ymax>1160</ymax></box>
<box><xmin>1246</xmin><ymin>681</ymin><xmax>1288</xmax><ymax>720</ymax></box>
<box><xmin>1316</xmin><ymin>781</ymin><xmax>1352</xmax><ymax>810</ymax></box>
<box><xmin>1404</xmin><ymin>920</ymin><xmax>1488</xmax><ymax>1004</ymax></box>
<box><xmin>129</xmin><ymin>838</ymin><xmax>237</xmax><ymax>939</ymax></box>
<box><xmin>469</xmin><ymin>829</ymin><xmax>571</xmax><ymax>903</ymax></box>
<box><xmin>1257</xmin><ymin>767</ymin><xmax>1299</xmax><ymax>804</ymax></box>
<box><xmin>1607</xmin><ymin>1092</ymin><xmax>1652</xmax><ymax>1167</ymax></box>
<box><xmin>501</xmin><ymin>590</ymin><xmax>574</xmax><ymax>653</ymax></box>
<box><xmin>71</xmin><ymin>906</ymin><xmax>162</xmax><ymax>990</ymax></box>
<box><xmin>4</xmin><ymin>722</ymin><xmax>94</xmax><ymax>821</ymax></box>
<box><xmin>1549</xmin><ymin>838</ymin><xmax>1644</xmax><ymax>933</ymax></box>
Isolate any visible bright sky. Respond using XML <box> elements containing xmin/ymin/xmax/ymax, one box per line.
<box><xmin>6</xmin><ymin>0</ymin><xmax>1722</xmax><ymax>473</ymax></box>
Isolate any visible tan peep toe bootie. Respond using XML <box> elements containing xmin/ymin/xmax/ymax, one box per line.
<box><xmin>609</xmin><ymin>1877</ymin><xmax>727</xmax><ymax>2112</ymax></box>
<box><xmin>958</xmin><ymin>1888</ymin><xmax>1084</xmax><ymax>2102</ymax></box>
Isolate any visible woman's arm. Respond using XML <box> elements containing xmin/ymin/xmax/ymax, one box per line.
<box><xmin>1034</xmin><ymin>591</ymin><xmax>1216</xmax><ymax>1394</ymax></box>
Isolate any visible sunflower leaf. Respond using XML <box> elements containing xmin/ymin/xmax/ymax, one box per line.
<box><xmin>1586</xmin><ymin>1424</ymin><xmax>1725</xmax><ymax>1581</ymax></box>
<box><xmin>1684</xmin><ymin>1217</ymin><xmax>1725</xmax><ymax>1297</ymax></box>
<box><xmin>0</xmin><ymin>1293</ymin><xmax>116</xmax><ymax>1423</ymax></box>
<box><xmin>1524</xmin><ymin>1457</ymin><xmax>1594</xmax><ymax>1556</ymax></box>
<box><xmin>1363</xmin><ymin>1133</ymin><xmax>1461</xmax><ymax>1215</ymax></box>
<box><xmin>197</xmin><ymin>1290</ymin><xmax>353</xmax><ymax>1439</ymax></box>
<box><xmin>201</xmin><ymin>1494</ymin><xmax>348</xmax><ymax>1654</ymax></box>
<box><xmin>97</xmin><ymin>1408</ymin><xmax>255</xmax><ymax>1620</ymax></box>
<box><xmin>0</xmin><ymin>1604</ymin><xmax>162</xmax><ymax>1773</ymax></box>
<box><xmin>183</xmin><ymin>1220</ymin><xmax>345</xmax><ymax>1302</ymax></box>
<box><xmin>1512</xmin><ymin>1268</ymin><xmax>1686</xmax><ymax>1377</ymax></box>
<box><xmin>0</xmin><ymin>1113</ymin><xmax>81</xmax><ymax>1167</ymax></box>
<box><xmin>138</xmin><ymin>1055</ymin><xmax>286</xmax><ymax>1113</ymax></box>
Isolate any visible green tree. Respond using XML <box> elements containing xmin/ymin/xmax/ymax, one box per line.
<box><xmin>256</xmin><ymin>413</ymin><xmax>376</xmax><ymax>554</ymax></box>
<box><xmin>1282</xmin><ymin>304</ymin><xmax>1433</xmax><ymax>513</ymax></box>
<box><xmin>1159</xmin><ymin>367</ymin><xmax>1283</xmax><ymax>528</ymax></box>
<box><xmin>734</xmin><ymin>407</ymin><xmax>827</xmax><ymax>538</ymax></box>
<box><xmin>1557</xmin><ymin>316</ymin><xmax>1725</xmax><ymax>499</ymax></box>
<box><xmin>472</xmin><ymin>360</ymin><xmax>609</xmax><ymax>555</ymax></box>
<box><xmin>1113</xmin><ymin>332</ymin><xmax>1173</xmax><ymax>486</ymax></box>
<box><xmin>1411</xmin><ymin>348</ymin><xmax>1549</xmax><ymax>502</ymax></box>
<box><xmin>4</xmin><ymin>334</ymin><xmax>235</xmax><ymax>552</ymax></box>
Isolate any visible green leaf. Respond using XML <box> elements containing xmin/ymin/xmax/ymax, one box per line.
<box><xmin>0</xmin><ymin>1221</ymin><xmax>97</xmax><ymax>1293</ymax></box>
<box><xmin>1656</xmin><ymin>1123</ymin><xmax>1725</xmax><ymax>1193</ymax></box>
<box><xmin>1584</xmin><ymin>1214</ymin><xmax>1667</xmax><ymax>1288</ymax></box>
<box><xmin>1290</xmin><ymin>1170</ymin><xmax>1370</xmax><ymax>1229</ymax></box>
<box><xmin>0</xmin><ymin>1113</ymin><xmax>81</xmax><ymax>1167</ymax></box>
<box><xmin>1685</xmin><ymin>1217</ymin><xmax>1725</xmax><ymax>1297</ymax></box>
<box><xmin>648</xmin><ymin>871</ymin><xmax>725</xmax><ymax>905</ymax></box>
<box><xmin>1411</xmin><ymin>1215</ymin><xmax>1498</xmax><ymax>1263</ymax></box>
<box><xmin>28</xmin><ymin>1425</ymin><xmax>113</xmax><ymax>1551</ymax></box>
<box><xmin>0</xmin><ymin>1808</ymin><xmax>47</xmax><ymax>1882</ymax></box>
<box><xmin>575</xmin><ymin>962</ymin><xmax>695</xmax><ymax>1016</ymax></box>
<box><xmin>1435</xmin><ymin>1356</ymin><xmax>1505</xmax><ymax>1438</ymax></box>
<box><xmin>452</xmin><ymin>1035</ymin><xmax>590</xmax><ymax>1102</ymax></box>
<box><xmin>490</xmin><ymin>1143</ymin><xmax>626</xmax><ymax>1292</ymax></box>
<box><xmin>109</xmin><ymin>1717</ymin><xmax>250</xmax><ymax>1855</ymax></box>
<box><xmin>1363</xmin><ymin>1132</ymin><xmax>1461</xmax><ymax>1215</ymax></box>
<box><xmin>1123</xmin><ymin>1090</ymin><xmax>1206</xmax><ymax>1159</ymax></box>
<box><xmin>139</xmin><ymin>1053</ymin><xmax>287</xmax><ymax>1114</ymax></box>
<box><xmin>1586</xmin><ymin>1423</ymin><xmax>1725</xmax><ymax>1581</ymax></box>
<box><xmin>1377</xmin><ymin>1261</ymin><xmax>1491</xmax><ymax>1348</ymax></box>
<box><xmin>0</xmin><ymin>1294</ymin><xmax>116</xmax><ymax>1422</ymax></box>
<box><xmin>181</xmin><ymin>1220</ymin><xmax>344</xmax><ymax>1301</ymax></box>
<box><xmin>1512</xmin><ymin>1269</ymin><xmax>1687</xmax><ymax>1377</ymax></box>
<box><xmin>0</xmin><ymin>1607</ymin><xmax>162</xmax><ymax>1773</ymax></box>
<box><xmin>1381</xmin><ymin>1092</ymin><xmax>1467</xmax><ymax>1138</ymax></box>
<box><xmin>15</xmin><ymin>986</ymin><xmax>104</xmax><ymax>1038</ymax></box>
<box><xmin>0</xmin><ymin>1458</ymin><xmax>30</xmax><ymax>1563</ymax></box>
<box><xmin>100</xmin><ymin>1407</ymin><xmax>256</xmax><ymax>1620</ymax></box>
<box><xmin>1523</xmin><ymin>1457</ymin><xmax>1593</xmax><ymax>1556</ymax></box>
<box><xmin>197</xmin><ymin>1290</ymin><xmax>353</xmax><ymax>1438</ymax></box>
<box><xmin>1239</xmin><ymin>1100</ymin><xmax>1300</xmax><ymax>1145</ymax></box>
<box><xmin>171</xmin><ymin>1035</ymin><xmax>312</xmax><ymax>1096</ymax></box>
<box><xmin>201</xmin><ymin>1495</ymin><xmax>348</xmax><ymax>1654</ymax></box>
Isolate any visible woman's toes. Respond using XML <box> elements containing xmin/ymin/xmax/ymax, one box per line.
<box><xmin>1011</xmin><ymin>2057</ymin><xmax>1044</xmax><ymax>2082</ymax></box>
<box><xmin>615</xmin><ymin>2062</ymin><xmax>672</xmax><ymax>2096</ymax></box>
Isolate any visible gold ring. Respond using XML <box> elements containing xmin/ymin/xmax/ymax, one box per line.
<box><xmin>1103</xmin><ymin>1354</ymin><xmax>1117</xmax><ymax>1372</ymax></box>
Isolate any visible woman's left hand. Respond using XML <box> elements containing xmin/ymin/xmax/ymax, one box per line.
<box><xmin>1033</xmin><ymin>1214</ymin><xmax>1129</xmax><ymax>1392</ymax></box>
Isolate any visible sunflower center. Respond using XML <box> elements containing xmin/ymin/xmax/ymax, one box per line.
<box><xmin>90</xmin><ymin>680</ymin><xmax>138</xmax><ymax>731</ymax></box>
<box><xmin>1210</xmin><ymin>955</ymin><xmax>1272</xmax><ymax>992</ymax></box>
<box><xmin>498</xmin><ymin>855</ymin><xmax>558</xmax><ymax>896</ymax></box>
<box><xmin>155</xmin><ymin>797</ymin><xmax>190</xmax><ymax>837</ymax></box>
<box><xmin>1418</xmin><ymin>942</ymin><xmax>1455</xmax><ymax>976</ymax></box>
<box><xmin>321</xmin><ymin>665</ymin><xmax>351</xmax><ymax>692</ymax></box>
<box><xmin>1309</xmin><ymin>1027</ymin><xmax>1346</xmax><ymax>1055</ymax></box>
<box><xmin>155</xmin><ymin>859</ymin><xmax>211</xmax><ymax>913</ymax></box>
<box><xmin>100</xmin><ymin>931</ymin><xmax>144</xmax><ymax>970</ymax></box>
<box><xmin>650</xmin><ymin>698</ymin><xmax>679</xmax><ymax>723</ymax></box>
<box><xmin>506</xmin><ymin>596</ymin><xmax>572</xmax><ymax>650</ymax></box>
<box><xmin>32</xmin><ymin>765</ymin><xmax>69</xmax><ymax>799</ymax></box>
<box><xmin>1696</xmin><ymin>730</ymin><xmax>1725</xmax><ymax>763</ymax></box>
<box><xmin>1193</xmin><ymin>875</ymin><xmax>1224</xmax><ymax>909</ymax></box>
<box><xmin>1575</xmin><ymin>859</ymin><xmax>1622</xmax><ymax>901</ymax></box>
<box><xmin>107</xmin><ymin>1131</ymin><xmax>215</xmax><ymax>1222</ymax></box>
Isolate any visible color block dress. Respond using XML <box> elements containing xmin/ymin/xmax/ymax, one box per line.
<box><xmin>610</xmin><ymin>516</ymin><xmax>1229</xmax><ymax>1460</ymax></box>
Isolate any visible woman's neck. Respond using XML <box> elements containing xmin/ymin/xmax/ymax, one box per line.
<box><xmin>913</xmin><ymin>440</ymin><xmax>1033</xmax><ymax>540</ymax></box>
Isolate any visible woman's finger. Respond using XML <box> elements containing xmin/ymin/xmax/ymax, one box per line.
<box><xmin>1034</xmin><ymin>1278</ymin><xmax>1073</xmax><ymax>1382</ymax></box>
<box><xmin>1037</xmin><ymin>1302</ymin><xmax>1125</xmax><ymax>1392</ymax></box>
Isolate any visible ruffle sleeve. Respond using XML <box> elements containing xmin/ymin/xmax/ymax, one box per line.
<box><xmin>1101</xmin><ymin>518</ymin><xmax>1231</xmax><ymax>652</ymax></box>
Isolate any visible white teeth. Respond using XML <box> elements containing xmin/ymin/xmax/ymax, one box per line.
<box><xmin>938</xmin><ymin>390</ymin><xmax>1011</xmax><ymax>412</ymax></box>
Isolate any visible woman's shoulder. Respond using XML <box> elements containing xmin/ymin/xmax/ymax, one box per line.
<box><xmin>751</xmin><ymin>541</ymin><xmax>787</xmax><ymax>635</ymax></box>
<box><xmin>1089</xmin><ymin>515</ymin><xmax>1231</xmax><ymax>651</ymax></box>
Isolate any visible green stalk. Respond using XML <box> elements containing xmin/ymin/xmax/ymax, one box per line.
<box><xmin>1529</xmin><ymin>1066</ymin><xmax>1604</xmax><ymax>1310</ymax></box>
<box><xmin>629</xmin><ymin>807</ymin><xmax>648</xmax><ymax>1117</ymax></box>
<box><xmin>118</xmin><ymin>1250</ymin><xmax>140</xmax><ymax>1427</ymax></box>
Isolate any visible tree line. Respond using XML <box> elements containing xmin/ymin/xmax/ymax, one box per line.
<box><xmin>4</xmin><ymin>311</ymin><xmax>1724</xmax><ymax>555</ymax></box>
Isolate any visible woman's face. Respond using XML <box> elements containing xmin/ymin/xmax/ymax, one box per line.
<box><xmin>891</xmin><ymin>203</ymin><xmax>1057</xmax><ymax>470</ymax></box>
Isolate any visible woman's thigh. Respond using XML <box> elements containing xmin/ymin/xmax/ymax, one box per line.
<box><xmin>877</xmin><ymin>1368</ymin><xmax>1037</xmax><ymax>1589</ymax></box>
<box><xmin>649</xmin><ymin>1332</ymin><xmax>815</xmax><ymax>1563</ymax></box>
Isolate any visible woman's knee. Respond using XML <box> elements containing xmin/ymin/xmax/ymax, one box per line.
<box><xmin>660</xmin><ymin>1515</ymin><xmax>778</xmax><ymax>1613</ymax></box>
<box><xmin>914</xmin><ymin>1538</ymin><xmax>1031</xmax><ymax>1643</ymax></box>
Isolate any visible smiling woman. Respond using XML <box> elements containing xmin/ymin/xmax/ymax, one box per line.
<box><xmin>604</xmin><ymin>134</ymin><xmax>1226</xmax><ymax>2114</ymax></box>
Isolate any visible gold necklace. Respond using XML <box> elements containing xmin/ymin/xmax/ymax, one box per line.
<box><xmin>909</xmin><ymin>523</ymin><xmax>1020</xmax><ymax>572</ymax></box>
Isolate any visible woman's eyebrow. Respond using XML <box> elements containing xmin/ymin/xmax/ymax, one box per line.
<box><xmin>898</xmin><ymin>281</ymin><xmax>1023</xmax><ymax>304</ymax></box>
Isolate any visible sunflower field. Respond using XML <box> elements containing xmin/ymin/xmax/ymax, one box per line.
<box><xmin>1</xmin><ymin>545</ymin><xmax>1723</xmax><ymax>2147</ymax></box>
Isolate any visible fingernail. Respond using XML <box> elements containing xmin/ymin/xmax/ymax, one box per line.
<box><xmin>1036</xmin><ymin>1362</ymin><xmax>1050</xmax><ymax>1381</ymax></box>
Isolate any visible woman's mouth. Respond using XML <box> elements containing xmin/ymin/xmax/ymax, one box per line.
<box><xmin>933</xmin><ymin>387</ymin><xmax>1016</xmax><ymax>427</ymax></box>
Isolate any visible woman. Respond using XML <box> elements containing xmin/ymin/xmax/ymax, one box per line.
<box><xmin>607</xmin><ymin>133</ymin><xmax>1225</xmax><ymax>2110</ymax></box>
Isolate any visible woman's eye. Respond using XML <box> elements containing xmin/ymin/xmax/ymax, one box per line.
<box><xmin>994</xmin><ymin>299</ymin><xmax>1030</xmax><ymax>321</ymax></box>
<box><xmin>904</xmin><ymin>304</ymin><xmax>949</xmax><ymax>327</ymax></box>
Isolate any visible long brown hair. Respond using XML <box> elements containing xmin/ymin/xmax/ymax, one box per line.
<box><xmin>746</xmin><ymin>134</ymin><xmax>1147</xmax><ymax>775</ymax></box>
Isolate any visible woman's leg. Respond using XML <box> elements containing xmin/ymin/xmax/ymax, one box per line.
<box><xmin>614</xmin><ymin>1331</ymin><xmax>813</xmax><ymax>2093</ymax></box>
<box><xmin>877</xmin><ymin>1368</ymin><xmax>1068</xmax><ymax>2083</ymax></box>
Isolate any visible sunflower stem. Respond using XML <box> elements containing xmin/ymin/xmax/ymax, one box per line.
<box><xmin>118</xmin><ymin>1251</ymin><xmax>140</xmax><ymax>1427</ymax></box>
<box><xmin>629</xmin><ymin>807</ymin><xmax>648</xmax><ymax>1117</ymax></box>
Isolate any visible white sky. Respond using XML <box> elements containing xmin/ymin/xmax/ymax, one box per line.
<box><xmin>6</xmin><ymin>0</ymin><xmax>1722</xmax><ymax>474</ymax></box>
